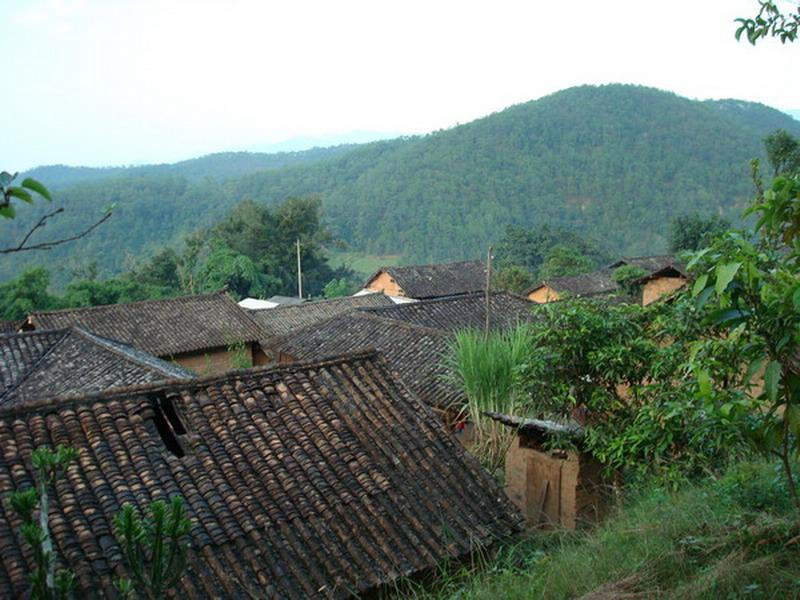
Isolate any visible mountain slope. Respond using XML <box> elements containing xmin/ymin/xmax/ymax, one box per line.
<box><xmin>3</xmin><ymin>84</ymin><xmax>799</xmax><ymax>283</ymax></box>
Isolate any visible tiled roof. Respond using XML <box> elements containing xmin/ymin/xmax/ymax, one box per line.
<box><xmin>609</xmin><ymin>255</ymin><xmax>687</xmax><ymax>277</ymax></box>
<box><xmin>366</xmin><ymin>260</ymin><xmax>487</xmax><ymax>299</ymax></box>
<box><xmin>529</xmin><ymin>269</ymin><xmax>619</xmax><ymax>298</ymax></box>
<box><xmin>0</xmin><ymin>320</ymin><xmax>20</xmax><ymax>334</ymax></box>
<box><xmin>0</xmin><ymin>328</ymin><xmax>193</xmax><ymax>407</ymax></box>
<box><xmin>360</xmin><ymin>291</ymin><xmax>536</xmax><ymax>334</ymax></box>
<box><xmin>265</xmin><ymin>312</ymin><xmax>463</xmax><ymax>410</ymax></box>
<box><xmin>25</xmin><ymin>292</ymin><xmax>264</xmax><ymax>357</ymax></box>
<box><xmin>0</xmin><ymin>352</ymin><xmax>522</xmax><ymax>599</ymax></box>
<box><xmin>250</xmin><ymin>293</ymin><xmax>394</xmax><ymax>338</ymax></box>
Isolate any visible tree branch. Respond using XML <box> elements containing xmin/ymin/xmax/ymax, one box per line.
<box><xmin>1</xmin><ymin>210</ymin><xmax>112</xmax><ymax>254</ymax></box>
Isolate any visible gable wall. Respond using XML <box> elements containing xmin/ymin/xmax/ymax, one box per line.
<box><xmin>642</xmin><ymin>277</ymin><xmax>686</xmax><ymax>306</ymax></box>
<box><xmin>365</xmin><ymin>271</ymin><xmax>406</xmax><ymax>297</ymax></box>
<box><xmin>528</xmin><ymin>286</ymin><xmax>560</xmax><ymax>304</ymax></box>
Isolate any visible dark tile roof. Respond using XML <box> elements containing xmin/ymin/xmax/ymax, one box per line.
<box><xmin>366</xmin><ymin>260</ymin><xmax>487</xmax><ymax>299</ymax></box>
<box><xmin>0</xmin><ymin>320</ymin><xmax>20</xmax><ymax>334</ymax></box>
<box><xmin>265</xmin><ymin>312</ymin><xmax>463</xmax><ymax>410</ymax></box>
<box><xmin>0</xmin><ymin>328</ymin><xmax>193</xmax><ymax>407</ymax></box>
<box><xmin>25</xmin><ymin>292</ymin><xmax>264</xmax><ymax>357</ymax></box>
<box><xmin>266</xmin><ymin>295</ymin><xmax>305</xmax><ymax>306</ymax></box>
<box><xmin>250</xmin><ymin>293</ymin><xmax>394</xmax><ymax>338</ymax></box>
<box><xmin>0</xmin><ymin>352</ymin><xmax>522</xmax><ymax>599</ymax></box>
<box><xmin>360</xmin><ymin>291</ymin><xmax>536</xmax><ymax>334</ymax></box>
<box><xmin>609</xmin><ymin>255</ymin><xmax>687</xmax><ymax>277</ymax></box>
<box><xmin>529</xmin><ymin>269</ymin><xmax>620</xmax><ymax>298</ymax></box>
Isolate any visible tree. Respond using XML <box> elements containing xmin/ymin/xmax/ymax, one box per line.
<box><xmin>689</xmin><ymin>164</ymin><xmax>800</xmax><ymax>506</ymax></box>
<box><xmin>491</xmin><ymin>265</ymin><xmax>535</xmax><ymax>294</ymax></box>
<box><xmin>736</xmin><ymin>1</ymin><xmax>800</xmax><ymax>44</ymax></box>
<box><xmin>322</xmin><ymin>278</ymin><xmax>353</xmax><ymax>298</ymax></box>
<box><xmin>612</xmin><ymin>264</ymin><xmax>647</xmax><ymax>297</ymax></box>
<box><xmin>0</xmin><ymin>266</ymin><xmax>57</xmax><ymax>319</ymax></box>
<box><xmin>8</xmin><ymin>445</ymin><xmax>78</xmax><ymax>600</ymax></box>
<box><xmin>1</xmin><ymin>171</ymin><xmax>111</xmax><ymax>254</ymax></box>
<box><xmin>764</xmin><ymin>129</ymin><xmax>800</xmax><ymax>177</ymax></box>
<box><xmin>538</xmin><ymin>244</ymin><xmax>595</xmax><ymax>280</ymax></box>
<box><xmin>669</xmin><ymin>213</ymin><xmax>731</xmax><ymax>254</ymax></box>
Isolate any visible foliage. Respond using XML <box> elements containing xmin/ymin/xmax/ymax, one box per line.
<box><xmin>448</xmin><ymin>327</ymin><xmax>531</xmax><ymax>471</ymax></box>
<box><xmin>764</xmin><ymin>128</ymin><xmax>800</xmax><ymax>177</ymax></box>
<box><xmin>0</xmin><ymin>171</ymin><xmax>51</xmax><ymax>219</ymax></box>
<box><xmin>0</xmin><ymin>267</ymin><xmax>58</xmax><ymax>319</ymax></box>
<box><xmin>688</xmin><ymin>164</ymin><xmax>800</xmax><ymax>506</ymax></box>
<box><xmin>495</xmin><ymin>224</ymin><xmax>607</xmax><ymax>278</ymax></box>
<box><xmin>736</xmin><ymin>0</ymin><xmax>800</xmax><ymax>44</ymax></box>
<box><xmin>115</xmin><ymin>497</ymin><xmax>191</xmax><ymax>600</ymax></box>
<box><xmin>227</xmin><ymin>339</ymin><xmax>252</xmax><ymax>369</ymax></box>
<box><xmin>8</xmin><ymin>445</ymin><xmax>77</xmax><ymax>600</ymax></box>
<box><xmin>194</xmin><ymin>243</ymin><xmax>272</xmax><ymax>299</ymax></box>
<box><xmin>668</xmin><ymin>213</ymin><xmax>731</xmax><ymax>253</ymax></box>
<box><xmin>491</xmin><ymin>265</ymin><xmax>535</xmax><ymax>294</ymax></box>
<box><xmin>322</xmin><ymin>277</ymin><xmax>354</xmax><ymax>298</ymax></box>
<box><xmin>537</xmin><ymin>244</ymin><xmax>595</xmax><ymax>280</ymax></box>
<box><xmin>611</xmin><ymin>264</ymin><xmax>647</xmax><ymax>297</ymax></box>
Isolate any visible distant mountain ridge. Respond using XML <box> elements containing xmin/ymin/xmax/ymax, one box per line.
<box><xmin>3</xmin><ymin>84</ymin><xmax>800</xmax><ymax>285</ymax></box>
<box><xmin>22</xmin><ymin>145</ymin><xmax>359</xmax><ymax>189</ymax></box>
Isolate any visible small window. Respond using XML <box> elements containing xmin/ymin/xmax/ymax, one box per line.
<box><xmin>143</xmin><ymin>394</ymin><xmax>188</xmax><ymax>458</ymax></box>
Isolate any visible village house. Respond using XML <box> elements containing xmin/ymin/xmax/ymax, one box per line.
<box><xmin>262</xmin><ymin>311</ymin><xmax>463</xmax><ymax>414</ymax></box>
<box><xmin>0</xmin><ymin>351</ymin><xmax>523</xmax><ymax>599</ymax></box>
<box><xmin>0</xmin><ymin>327</ymin><xmax>193</xmax><ymax>407</ymax></box>
<box><xmin>527</xmin><ymin>255</ymin><xmax>687</xmax><ymax>305</ymax></box>
<box><xmin>21</xmin><ymin>291</ymin><xmax>267</xmax><ymax>374</ymax></box>
<box><xmin>487</xmin><ymin>412</ymin><xmax>616</xmax><ymax>530</ymax></box>
<box><xmin>359</xmin><ymin>259</ymin><xmax>487</xmax><ymax>301</ymax></box>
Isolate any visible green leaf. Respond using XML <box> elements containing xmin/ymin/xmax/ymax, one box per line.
<box><xmin>715</xmin><ymin>262</ymin><xmax>741</xmax><ymax>295</ymax></box>
<box><xmin>691</xmin><ymin>273</ymin><xmax>709</xmax><ymax>298</ymax></box>
<box><xmin>20</xmin><ymin>178</ymin><xmax>51</xmax><ymax>201</ymax></box>
<box><xmin>0</xmin><ymin>204</ymin><xmax>15</xmax><ymax>218</ymax></box>
<box><xmin>696</xmin><ymin>368</ymin><xmax>712</xmax><ymax>399</ymax></box>
<box><xmin>765</xmin><ymin>360</ymin><xmax>781</xmax><ymax>404</ymax></box>
<box><xmin>7</xmin><ymin>187</ymin><xmax>33</xmax><ymax>203</ymax></box>
<box><xmin>744</xmin><ymin>357</ymin><xmax>765</xmax><ymax>385</ymax></box>
<box><xmin>793</xmin><ymin>286</ymin><xmax>800</xmax><ymax>311</ymax></box>
<box><xmin>686</xmin><ymin>247</ymin><xmax>711</xmax><ymax>271</ymax></box>
<box><xmin>786</xmin><ymin>405</ymin><xmax>800</xmax><ymax>437</ymax></box>
<box><xmin>0</xmin><ymin>171</ymin><xmax>15</xmax><ymax>187</ymax></box>
<box><xmin>695</xmin><ymin>286</ymin><xmax>714</xmax><ymax>310</ymax></box>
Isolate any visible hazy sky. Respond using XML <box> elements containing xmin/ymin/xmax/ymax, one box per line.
<box><xmin>4</xmin><ymin>0</ymin><xmax>798</xmax><ymax>170</ymax></box>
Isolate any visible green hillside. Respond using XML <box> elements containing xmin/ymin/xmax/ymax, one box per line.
<box><xmin>2</xmin><ymin>84</ymin><xmax>799</xmax><ymax>284</ymax></box>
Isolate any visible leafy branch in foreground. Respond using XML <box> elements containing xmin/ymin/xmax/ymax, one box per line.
<box><xmin>736</xmin><ymin>0</ymin><xmax>799</xmax><ymax>44</ymax></box>
<box><xmin>115</xmin><ymin>496</ymin><xmax>191</xmax><ymax>600</ymax></box>
<box><xmin>8</xmin><ymin>445</ymin><xmax>78</xmax><ymax>600</ymax></box>
<box><xmin>1</xmin><ymin>170</ymin><xmax>112</xmax><ymax>254</ymax></box>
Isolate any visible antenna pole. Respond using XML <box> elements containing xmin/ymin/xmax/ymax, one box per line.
<box><xmin>296</xmin><ymin>238</ymin><xmax>303</xmax><ymax>299</ymax></box>
<box><xmin>485</xmin><ymin>245</ymin><xmax>493</xmax><ymax>336</ymax></box>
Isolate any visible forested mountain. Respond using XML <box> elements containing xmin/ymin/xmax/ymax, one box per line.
<box><xmin>3</xmin><ymin>84</ymin><xmax>799</xmax><ymax>285</ymax></box>
<box><xmin>22</xmin><ymin>145</ymin><xmax>357</xmax><ymax>189</ymax></box>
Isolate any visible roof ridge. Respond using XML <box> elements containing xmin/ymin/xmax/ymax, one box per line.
<box><xmin>70</xmin><ymin>327</ymin><xmax>190</xmax><ymax>378</ymax></box>
<box><xmin>249</xmin><ymin>292</ymin><xmax>388</xmax><ymax>314</ymax></box>
<box><xmin>0</xmin><ymin>349</ymin><xmax>383</xmax><ymax>417</ymax></box>
<box><xmin>27</xmin><ymin>290</ymin><xmax>229</xmax><ymax>319</ymax></box>
<box><xmin>0</xmin><ymin>329</ymin><xmax>71</xmax><ymax>402</ymax></box>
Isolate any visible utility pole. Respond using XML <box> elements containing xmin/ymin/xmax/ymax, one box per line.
<box><xmin>296</xmin><ymin>238</ymin><xmax>303</xmax><ymax>299</ymax></box>
<box><xmin>485</xmin><ymin>245</ymin><xmax>493</xmax><ymax>337</ymax></box>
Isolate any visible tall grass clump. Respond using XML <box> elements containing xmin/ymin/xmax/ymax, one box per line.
<box><xmin>448</xmin><ymin>326</ymin><xmax>531</xmax><ymax>472</ymax></box>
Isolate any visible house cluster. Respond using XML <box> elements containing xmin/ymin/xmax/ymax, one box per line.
<box><xmin>0</xmin><ymin>254</ymin><xmax>688</xmax><ymax>596</ymax></box>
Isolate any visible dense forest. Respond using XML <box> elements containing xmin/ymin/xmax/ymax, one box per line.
<box><xmin>2</xmin><ymin>84</ymin><xmax>799</xmax><ymax>285</ymax></box>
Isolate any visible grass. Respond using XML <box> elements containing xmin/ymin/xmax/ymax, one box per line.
<box><xmin>326</xmin><ymin>250</ymin><xmax>403</xmax><ymax>278</ymax></box>
<box><xmin>395</xmin><ymin>460</ymin><xmax>800</xmax><ymax>599</ymax></box>
<box><xmin>447</xmin><ymin>327</ymin><xmax>531</xmax><ymax>471</ymax></box>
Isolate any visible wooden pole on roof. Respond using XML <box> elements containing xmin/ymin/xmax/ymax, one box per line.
<box><xmin>485</xmin><ymin>245</ymin><xmax>493</xmax><ymax>337</ymax></box>
<box><xmin>296</xmin><ymin>238</ymin><xmax>303</xmax><ymax>299</ymax></box>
